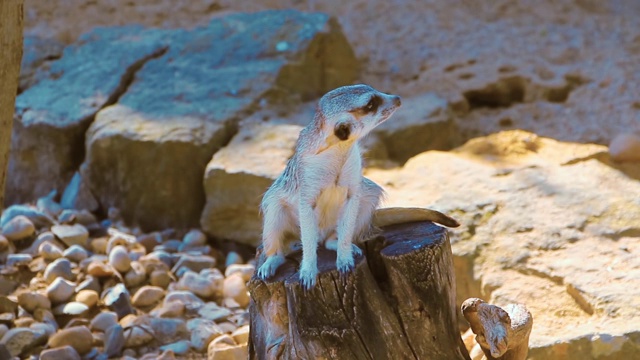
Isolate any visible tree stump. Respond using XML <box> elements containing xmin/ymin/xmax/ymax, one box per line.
<box><xmin>248</xmin><ymin>221</ymin><xmax>470</xmax><ymax>360</ymax></box>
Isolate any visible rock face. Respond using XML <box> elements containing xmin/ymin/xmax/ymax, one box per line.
<box><xmin>8</xmin><ymin>26</ymin><xmax>169</xmax><ymax>204</ymax></box>
<box><xmin>80</xmin><ymin>10</ymin><xmax>357</xmax><ymax>231</ymax></box>
<box><xmin>201</xmin><ymin>123</ymin><xmax>302</xmax><ymax>245</ymax></box>
<box><xmin>365</xmin><ymin>130</ymin><xmax>640</xmax><ymax>358</ymax></box>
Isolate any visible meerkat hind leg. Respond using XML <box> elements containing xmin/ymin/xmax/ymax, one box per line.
<box><xmin>324</xmin><ymin>238</ymin><xmax>363</xmax><ymax>257</ymax></box>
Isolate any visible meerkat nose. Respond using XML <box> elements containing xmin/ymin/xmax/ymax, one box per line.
<box><xmin>392</xmin><ymin>95</ymin><xmax>402</xmax><ymax>107</ymax></box>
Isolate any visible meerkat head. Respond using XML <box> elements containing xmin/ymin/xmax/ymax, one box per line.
<box><xmin>316</xmin><ymin>84</ymin><xmax>402</xmax><ymax>146</ymax></box>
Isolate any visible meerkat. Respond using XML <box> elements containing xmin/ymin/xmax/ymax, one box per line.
<box><xmin>257</xmin><ymin>84</ymin><xmax>458</xmax><ymax>289</ymax></box>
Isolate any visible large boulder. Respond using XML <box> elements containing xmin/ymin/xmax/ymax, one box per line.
<box><xmin>366</xmin><ymin>130</ymin><xmax>640</xmax><ymax>358</ymax></box>
<box><xmin>82</xmin><ymin>10</ymin><xmax>357</xmax><ymax>231</ymax></box>
<box><xmin>201</xmin><ymin>123</ymin><xmax>302</xmax><ymax>246</ymax></box>
<box><xmin>8</xmin><ymin>26</ymin><xmax>169</xmax><ymax>204</ymax></box>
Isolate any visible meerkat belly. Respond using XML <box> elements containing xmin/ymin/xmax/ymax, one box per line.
<box><xmin>315</xmin><ymin>185</ymin><xmax>348</xmax><ymax>231</ymax></box>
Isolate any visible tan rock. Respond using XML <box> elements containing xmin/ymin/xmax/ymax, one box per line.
<box><xmin>1</xmin><ymin>215</ymin><xmax>36</xmax><ymax>241</ymax></box>
<box><xmin>48</xmin><ymin>326</ymin><xmax>93</xmax><ymax>355</ymax></box>
<box><xmin>51</xmin><ymin>224</ymin><xmax>89</xmax><ymax>248</ymax></box>
<box><xmin>132</xmin><ymin>286</ymin><xmax>165</xmax><ymax>307</ymax></box>
<box><xmin>75</xmin><ymin>290</ymin><xmax>99</xmax><ymax>308</ymax></box>
<box><xmin>223</xmin><ymin>273</ymin><xmax>249</xmax><ymax>308</ymax></box>
<box><xmin>609</xmin><ymin>133</ymin><xmax>640</xmax><ymax>162</ymax></box>
<box><xmin>231</xmin><ymin>325</ymin><xmax>249</xmax><ymax>345</ymax></box>
<box><xmin>207</xmin><ymin>340</ymin><xmax>248</xmax><ymax>360</ymax></box>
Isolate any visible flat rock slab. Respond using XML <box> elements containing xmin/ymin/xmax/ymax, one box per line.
<box><xmin>366</xmin><ymin>130</ymin><xmax>640</xmax><ymax>358</ymax></box>
<box><xmin>80</xmin><ymin>10</ymin><xmax>357</xmax><ymax>231</ymax></box>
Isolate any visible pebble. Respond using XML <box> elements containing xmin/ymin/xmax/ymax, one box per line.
<box><xmin>187</xmin><ymin>318</ymin><xmax>224</xmax><ymax>352</ymax></box>
<box><xmin>25</xmin><ymin>231</ymin><xmax>56</xmax><ymax>255</ymax></box>
<box><xmin>75</xmin><ymin>290</ymin><xmax>99</xmax><ymax>308</ymax></box>
<box><xmin>40</xmin><ymin>345</ymin><xmax>81</xmax><ymax>360</ymax></box>
<box><xmin>103</xmin><ymin>284</ymin><xmax>133</xmax><ymax>319</ymax></box>
<box><xmin>17</xmin><ymin>292</ymin><xmax>51</xmax><ymax>313</ymax></box>
<box><xmin>47</xmin><ymin>325</ymin><xmax>93</xmax><ymax>355</ymax></box>
<box><xmin>0</xmin><ymin>327</ymin><xmax>41</xmax><ymax>357</ymax></box>
<box><xmin>136</xmin><ymin>232</ymin><xmax>163</xmax><ymax>253</ymax></box>
<box><xmin>225</xmin><ymin>251</ymin><xmax>243</xmax><ymax>268</ymax></box>
<box><xmin>208</xmin><ymin>335</ymin><xmax>248</xmax><ymax>360</ymax></box>
<box><xmin>171</xmin><ymin>254</ymin><xmax>216</xmax><ymax>274</ymax></box>
<box><xmin>183</xmin><ymin>229</ymin><xmax>207</xmax><ymax>247</ymax></box>
<box><xmin>109</xmin><ymin>245</ymin><xmax>131</xmax><ymax>273</ymax></box>
<box><xmin>36</xmin><ymin>191</ymin><xmax>63</xmax><ymax>218</ymax></box>
<box><xmin>124</xmin><ymin>261</ymin><xmax>147</xmax><ymax>288</ymax></box>
<box><xmin>76</xmin><ymin>276</ymin><xmax>101</xmax><ymax>294</ymax></box>
<box><xmin>30</xmin><ymin>322</ymin><xmax>56</xmax><ymax>338</ymax></box>
<box><xmin>46</xmin><ymin>278</ymin><xmax>76</xmax><ymax>304</ymax></box>
<box><xmin>0</xmin><ymin>204</ymin><xmax>53</xmax><ymax>228</ymax></box>
<box><xmin>151</xmin><ymin>300</ymin><xmax>185</xmax><ymax>318</ymax></box>
<box><xmin>176</xmin><ymin>271</ymin><xmax>222</xmax><ymax>299</ymax></box>
<box><xmin>1</xmin><ymin>215</ymin><xmax>36</xmax><ymax>241</ymax></box>
<box><xmin>104</xmin><ymin>324</ymin><xmax>125</xmax><ymax>357</ymax></box>
<box><xmin>51</xmin><ymin>224</ymin><xmax>89</xmax><ymax>248</ymax></box>
<box><xmin>90</xmin><ymin>311</ymin><xmax>118</xmax><ymax>332</ymax></box>
<box><xmin>132</xmin><ymin>286</ymin><xmax>165</xmax><ymax>307</ymax></box>
<box><xmin>63</xmin><ymin>245</ymin><xmax>89</xmax><ymax>263</ymax></box>
<box><xmin>164</xmin><ymin>291</ymin><xmax>204</xmax><ymax>309</ymax></box>
<box><xmin>39</xmin><ymin>241</ymin><xmax>64</xmax><ymax>261</ymax></box>
<box><xmin>231</xmin><ymin>325</ymin><xmax>250</xmax><ymax>345</ymax></box>
<box><xmin>150</xmin><ymin>270</ymin><xmax>172</xmax><ymax>289</ymax></box>
<box><xmin>91</xmin><ymin>237</ymin><xmax>108</xmax><ymax>254</ymax></box>
<box><xmin>159</xmin><ymin>340</ymin><xmax>190</xmax><ymax>355</ymax></box>
<box><xmin>0</xmin><ymin>236</ymin><xmax>9</xmax><ymax>251</ymax></box>
<box><xmin>223</xmin><ymin>273</ymin><xmax>250</xmax><ymax>308</ymax></box>
<box><xmin>224</xmin><ymin>264</ymin><xmax>255</xmax><ymax>282</ymax></box>
<box><xmin>87</xmin><ymin>261</ymin><xmax>115</xmax><ymax>277</ymax></box>
<box><xmin>6</xmin><ymin>254</ymin><xmax>33</xmax><ymax>267</ymax></box>
<box><xmin>198</xmin><ymin>302</ymin><xmax>232</xmax><ymax>322</ymax></box>
<box><xmin>123</xmin><ymin>324</ymin><xmax>154</xmax><ymax>348</ymax></box>
<box><xmin>609</xmin><ymin>133</ymin><xmax>640</xmax><ymax>162</ymax></box>
<box><xmin>44</xmin><ymin>258</ymin><xmax>74</xmax><ymax>284</ymax></box>
<box><xmin>52</xmin><ymin>302</ymin><xmax>89</xmax><ymax>316</ymax></box>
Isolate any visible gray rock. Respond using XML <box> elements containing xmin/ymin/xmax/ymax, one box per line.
<box><xmin>6</xmin><ymin>254</ymin><xmax>32</xmax><ymax>267</ymax></box>
<box><xmin>171</xmin><ymin>254</ymin><xmax>216</xmax><ymax>274</ymax></box>
<box><xmin>132</xmin><ymin>286</ymin><xmax>165</xmax><ymax>307</ymax></box>
<box><xmin>182</xmin><ymin>229</ymin><xmax>206</xmax><ymax>247</ymax></box>
<box><xmin>164</xmin><ymin>291</ymin><xmax>204</xmax><ymax>310</ymax></box>
<box><xmin>76</xmin><ymin>276</ymin><xmax>101</xmax><ymax>294</ymax></box>
<box><xmin>108</xmin><ymin>245</ymin><xmax>131</xmax><ymax>273</ymax></box>
<box><xmin>60</xmin><ymin>171</ymin><xmax>99</xmax><ymax>211</ymax></box>
<box><xmin>0</xmin><ymin>204</ymin><xmax>54</xmax><ymax>228</ymax></box>
<box><xmin>8</xmin><ymin>26</ymin><xmax>170</xmax><ymax>204</ymax></box>
<box><xmin>187</xmin><ymin>318</ymin><xmax>223</xmax><ymax>352</ymax></box>
<box><xmin>51</xmin><ymin>224</ymin><xmax>89</xmax><ymax>248</ymax></box>
<box><xmin>46</xmin><ymin>278</ymin><xmax>76</xmax><ymax>304</ymax></box>
<box><xmin>103</xmin><ymin>284</ymin><xmax>133</xmax><ymax>319</ymax></box>
<box><xmin>123</xmin><ymin>324</ymin><xmax>154</xmax><ymax>348</ymax></box>
<box><xmin>104</xmin><ymin>324</ymin><xmax>125</xmax><ymax>357</ymax></box>
<box><xmin>24</xmin><ymin>231</ymin><xmax>58</xmax><ymax>256</ymax></box>
<box><xmin>1</xmin><ymin>215</ymin><xmax>36</xmax><ymax>241</ymax></box>
<box><xmin>40</xmin><ymin>345</ymin><xmax>81</xmax><ymax>360</ymax></box>
<box><xmin>39</xmin><ymin>241</ymin><xmax>64</xmax><ymax>261</ymax></box>
<box><xmin>149</xmin><ymin>317</ymin><xmax>187</xmax><ymax>344</ymax></box>
<box><xmin>200</xmin><ymin>123</ymin><xmax>301</xmax><ymax>246</ymax></box>
<box><xmin>90</xmin><ymin>311</ymin><xmax>118</xmax><ymax>332</ymax></box>
<box><xmin>175</xmin><ymin>271</ymin><xmax>223</xmax><ymax>300</ymax></box>
<box><xmin>36</xmin><ymin>190</ymin><xmax>64</xmax><ymax>217</ymax></box>
<box><xmin>43</xmin><ymin>258</ymin><xmax>74</xmax><ymax>284</ymax></box>
<box><xmin>0</xmin><ymin>327</ymin><xmax>44</xmax><ymax>357</ymax></box>
<box><xmin>159</xmin><ymin>340</ymin><xmax>190</xmax><ymax>355</ymax></box>
<box><xmin>81</xmin><ymin>10</ymin><xmax>357</xmax><ymax>232</ymax></box>
<box><xmin>19</xmin><ymin>35</ymin><xmax>64</xmax><ymax>92</ymax></box>
<box><xmin>63</xmin><ymin>244</ymin><xmax>89</xmax><ymax>263</ymax></box>
<box><xmin>198</xmin><ymin>302</ymin><xmax>232</xmax><ymax>323</ymax></box>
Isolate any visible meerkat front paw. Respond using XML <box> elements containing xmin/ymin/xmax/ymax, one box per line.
<box><xmin>257</xmin><ymin>254</ymin><xmax>285</xmax><ymax>279</ymax></box>
<box><xmin>299</xmin><ymin>264</ymin><xmax>318</xmax><ymax>290</ymax></box>
<box><xmin>336</xmin><ymin>249</ymin><xmax>355</xmax><ymax>274</ymax></box>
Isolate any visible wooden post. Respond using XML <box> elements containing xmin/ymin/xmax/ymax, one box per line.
<box><xmin>248</xmin><ymin>220</ymin><xmax>470</xmax><ymax>360</ymax></box>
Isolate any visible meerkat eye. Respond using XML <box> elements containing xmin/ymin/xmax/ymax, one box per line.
<box><xmin>363</xmin><ymin>95</ymin><xmax>381</xmax><ymax>113</ymax></box>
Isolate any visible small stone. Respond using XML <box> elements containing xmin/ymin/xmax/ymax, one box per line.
<box><xmin>207</xmin><ymin>336</ymin><xmax>248</xmax><ymax>360</ymax></box>
<box><xmin>24</xmin><ymin>231</ymin><xmax>57</xmax><ymax>256</ymax></box>
<box><xmin>40</xmin><ymin>345</ymin><xmax>81</xmax><ymax>360</ymax></box>
<box><xmin>123</xmin><ymin>324</ymin><xmax>154</xmax><ymax>348</ymax></box>
<box><xmin>609</xmin><ymin>133</ymin><xmax>640</xmax><ymax>162</ymax></box>
<box><xmin>183</xmin><ymin>229</ymin><xmax>207</xmax><ymax>246</ymax></box>
<box><xmin>198</xmin><ymin>302</ymin><xmax>232</xmax><ymax>322</ymax></box>
<box><xmin>132</xmin><ymin>286</ymin><xmax>165</xmax><ymax>307</ymax></box>
<box><xmin>188</xmin><ymin>318</ymin><xmax>224</xmax><ymax>352</ymax></box>
<box><xmin>225</xmin><ymin>251</ymin><xmax>243</xmax><ymax>268</ymax></box>
<box><xmin>136</xmin><ymin>232</ymin><xmax>163</xmax><ymax>253</ymax></box>
<box><xmin>46</xmin><ymin>278</ymin><xmax>76</xmax><ymax>303</ymax></box>
<box><xmin>151</xmin><ymin>300</ymin><xmax>185</xmax><ymax>318</ymax></box>
<box><xmin>211</xmin><ymin>334</ymin><xmax>236</xmax><ymax>346</ymax></box>
<box><xmin>217</xmin><ymin>322</ymin><xmax>237</xmax><ymax>334</ymax></box>
<box><xmin>224</xmin><ymin>264</ymin><xmax>255</xmax><ymax>282</ymax></box>
<box><xmin>160</xmin><ymin>340</ymin><xmax>190</xmax><ymax>355</ymax></box>
<box><xmin>124</xmin><ymin>261</ymin><xmax>147</xmax><ymax>288</ymax></box>
<box><xmin>171</xmin><ymin>254</ymin><xmax>216</xmax><ymax>274</ymax></box>
<box><xmin>223</xmin><ymin>273</ymin><xmax>250</xmax><ymax>308</ymax></box>
<box><xmin>33</xmin><ymin>308</ymin><xmax>56</xmax><ymax>327</ymax></box>
<box><xmin>103</xmin><ymin>284</ymin><xmax>133</xmax><ymax>319</ymax></box>
<box><xmin>176</xmin><ymin>270</ymin><xmax>222</xmax><ymax>299</ymax></box>
<box><xmin>0</xmin><ymin>204</ymin><xmax>53</xmax><ymax>228</ymax></box>
<box><xmin>48</xmin><ymin>326</ymin><xmax>93</xmax><ymax>354</ymax></box>
<box><xmin>30</xmin><ymin>322</ymin><xmax>56</xmax><ymax>338</ymax></box>
<box><xmin>109</xmin><ymin>245</ymin><xmax>131</xmax><ymax>273</ymax></box>
<box><xmin>1</xmin><ymin>215</ymin><xmax>36</xmax><ymax>241</ymax></box>
<box><xmin>2</xmin><ymin>313</ymin><xmax>17</xmax><ymax>326</ymax></box>
<box><xmin>6</xmin><ymin>254</ymin><xmax>33</xmax><ymax>267</ymax></box>
<box><xmin>164</xmin><ymin>291</ymin><xmax>204</xmax><ymax>309</ymax></box>
<box><xmin>91</xmin><ymin>237</ymin><xmax>108</xmax><ymax>254</ymax></box>
<box><xmin>90</xmin><ymin>311</ymin><xmax>118</xmax><ymax>332</ymax></box>
<box><xmin>63</xmin><ymin>245</ymin><xmax>89</xmax><ymax>263</ymax></box>
<box><xmin>87</xmin><ymin>261</ymin><xmax>115</xmax><ymax>277</ymax></box>
<box><xmin>231</xmin><ymin>325</ymin><xmax>249</xmax><ymax>345</ymax></box>
<box><xmin>37</xmin><ymin>190</ymin><xmax>64</xmax><ymax>218</ymax></box>
<box><xmin>0</xmin><ymin>327</ymin><xmax>42</xmax><ymax>357</ymax></box>
<box><xmin>44</xmin><ymin>258</ymin><xmax>74</xmax><ymax>284</ymax></box>
<box><xmin>104</xmin><ymin>324</ymin><xmax>125</xmax><ymax>357</ymax></box>
<box><xmin>76</xmin><ymin>276</ymin><xmax>101</xmax><ymax>294</ymax></box>
<box><xmin>51</xmin><ymin>224</ymin><xmax>89</xmax><ymax>248</ymax></box>
<box><xmin>150</xmin><ymin>270</ymin><xmax>172</xmax><ymax>289</ymax></box>
<box><xmin>0</xmin><ymin>236</ymin><xmax>9</xmax><ymax>252</ymax></box>
<box><xmin>18</xmin><ymin>292</ymin><xmax>51</xmax><ymax>313</ymax></box>
<box><xmin>149</xmin><ymin>317</ymin><xmax>187</xmax><ymax>344</ymax></box>
<box><xmin>0</xmin><ymin>296</ymin><xmax>18</xmax><ymax>315</ymax></box>
<box><xmin>39</xmin><ymin>241</ymin><xmax>64</xmax><ymax>261</ymax></box>
<box><xmin>75</xmin><ymin>290</ymin><xmax>99</xmax><ymax>308</ymax></box>
<box><xmin>0</xmin><ymin>324</ymin><xmax>7</xmax><ymax>338</ymax></box>
<box><xmin>52</xmin><ymin>301</ymin><xmax>89</xmax><ymax>316</ymax></box>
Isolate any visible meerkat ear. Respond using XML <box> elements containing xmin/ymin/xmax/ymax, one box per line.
<box><xmin>334</xmin><ymin>122</ymin><xmax>351</xmax><ymax>141</ymax></box>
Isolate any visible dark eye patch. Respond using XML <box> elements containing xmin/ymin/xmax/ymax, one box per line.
<box><xmin>362</xmin><ymin>95</ymin><xmax>381</xmax><ymax>113</ymax></box>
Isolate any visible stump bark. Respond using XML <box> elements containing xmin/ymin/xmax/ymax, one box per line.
<box><xmin>248</xmin><ymin>221</ymin><xmax>470</xmax><ymax>360</ymax></box>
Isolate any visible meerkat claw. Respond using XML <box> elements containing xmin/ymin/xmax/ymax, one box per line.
<box><xmin>299</xmin><ymin>271</ymin><xmax>317</xmax><ymax>290</ymax></box>
<box><xmin>257</xmin><ymin>255</ymin><xmax>285</xmax><ymax>280</ymax></box>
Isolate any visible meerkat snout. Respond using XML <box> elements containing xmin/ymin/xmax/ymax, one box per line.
<box><xmin>334</xmin><ymin>122</ymin><xmax>351</xmax><ymax>141</ymax></box>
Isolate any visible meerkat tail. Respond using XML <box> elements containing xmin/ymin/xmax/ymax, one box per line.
<box><xmin>373</xmin><ymin>207</ymin><xmax>460</xmax><ymax>228</ymax></box>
